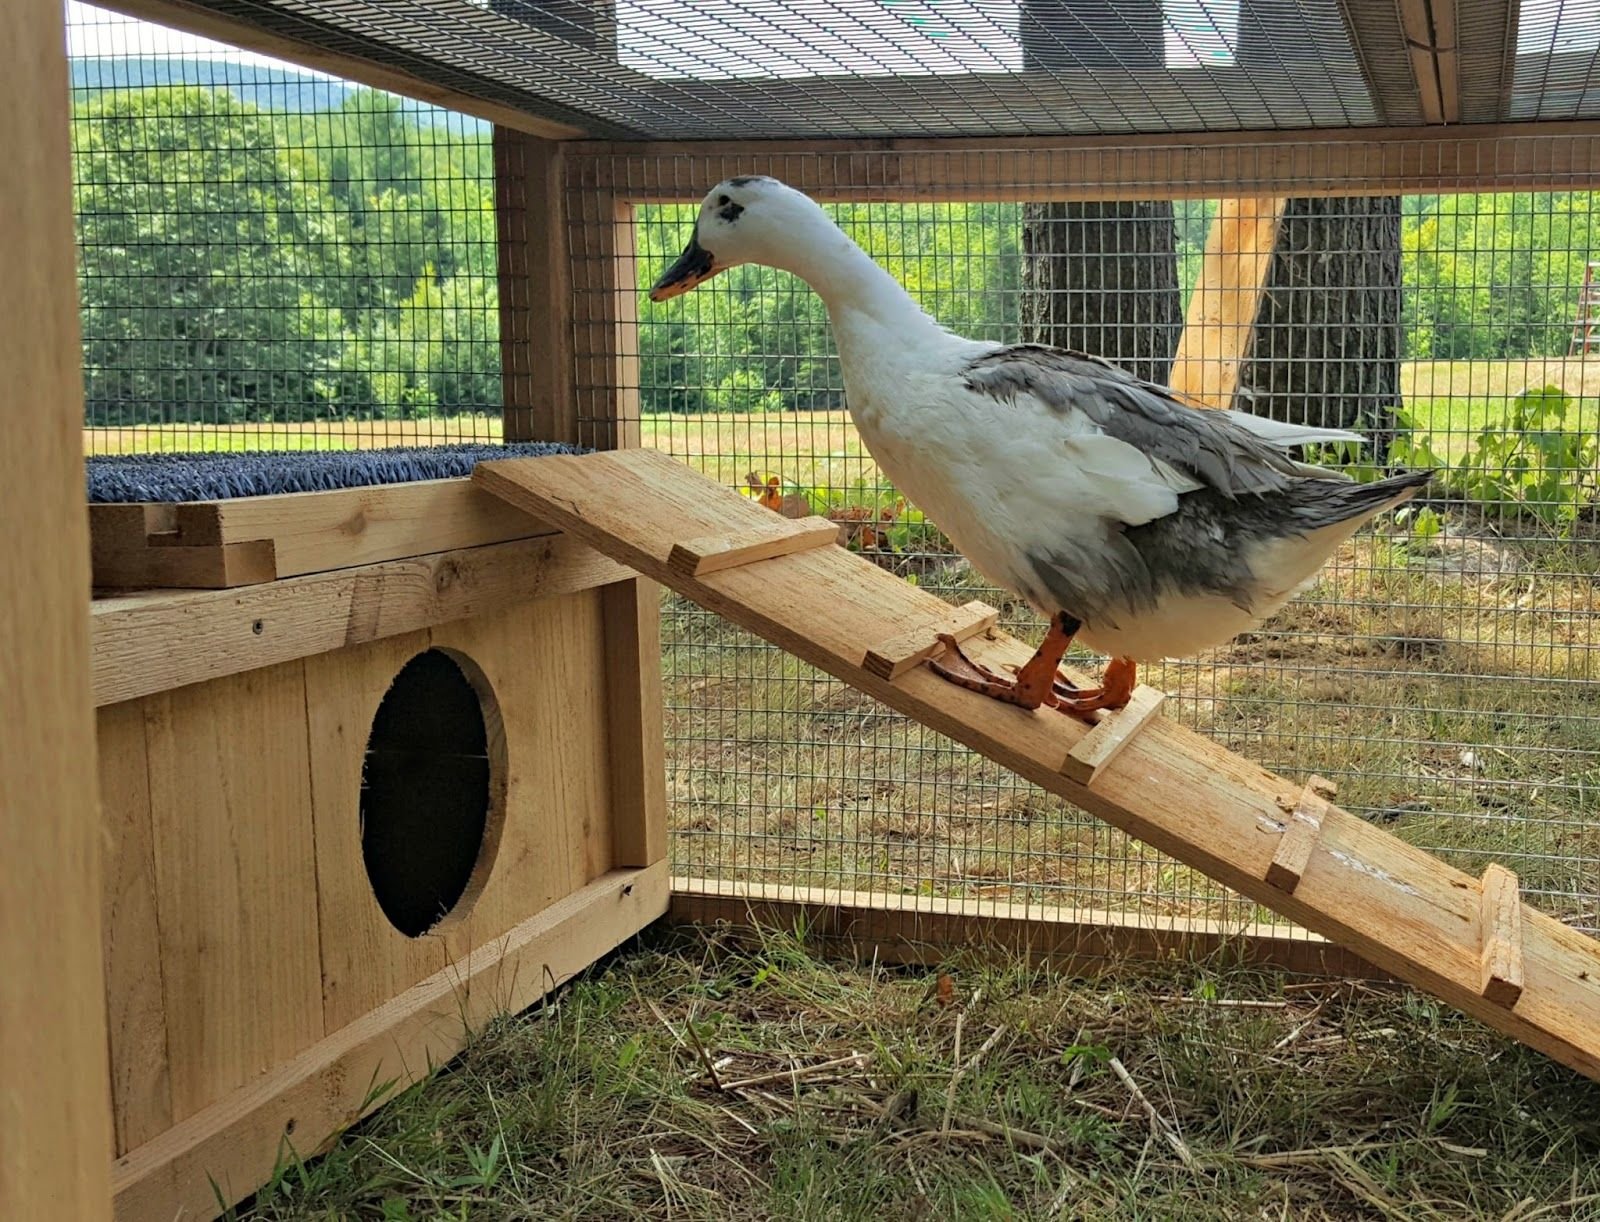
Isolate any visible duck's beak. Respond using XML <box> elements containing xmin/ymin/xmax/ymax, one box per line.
<box><xmin>649</xmin><ymin>231</ymin><xmax>721</xmax><ymax>301</ymax></box>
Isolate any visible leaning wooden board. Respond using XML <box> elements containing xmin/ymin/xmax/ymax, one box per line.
<box><xmin>475</xmin><ymin>448</ymin><xmax>1600</xmax><ymax>1083</ymax></box>
<box><xmin>90</xmin><ymin>478</ymin><xmax>554</xmax><ymax>590</ymax></box>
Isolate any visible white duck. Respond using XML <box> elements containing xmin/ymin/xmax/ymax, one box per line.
<box><xmin>650</xmin><ymin>176</ymin><xmax>1430</xmax><ymax>715</ymax></box>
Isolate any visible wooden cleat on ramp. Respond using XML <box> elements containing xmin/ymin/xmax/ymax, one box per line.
<box><xmin>1061</xmin><ymin>685</ymin><xmax>1166</xmax><ymax>786</ymax></box>
<box><xmin>863</xmin><ymin>599</ymin><xmax>999</xmax><ymax>680</ymax></box>
<box><xmin>1266</xmin><ymin>776</ymin><xmax>1335</xmax><ymax>895</ymax></box>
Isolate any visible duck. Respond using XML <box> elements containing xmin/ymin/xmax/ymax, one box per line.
<box><xmin>649</xmin><ymin>176</ymin><xmax>1430</xmax><ymax>716</ymax></box>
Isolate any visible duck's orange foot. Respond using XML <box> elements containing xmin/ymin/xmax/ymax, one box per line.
<box><xmin>927</xmin><ymin>632</ymin><xmax>1077</xmax><ymax>710</ymax></box>
<box><xmin>926</xmin><ymin>614</ymin><xmax>1137</xmax><ymax>719</ymax></box>
<box><xmin>1048</xmin><ymin>656</ymin><xmax>1137</xmax><ymax>715</ymax></box>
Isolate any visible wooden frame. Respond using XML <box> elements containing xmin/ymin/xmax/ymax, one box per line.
<box><xmin>5</xmin><ymin>0</ymin><xmax>114</xmax><ymax>1215</ymax></box>
<box><xmin>92</xmin><ymin>533</ymin><xmax>630</xmax><ymax>707</ymax></box>
<box><xmin>89</xmin><ymin>478</ymin><xmax>556</xmax><ymax>589</ymax></box>
<box><xmin>670</xmin><ymin>880</ymin><xmax>1383</xmax><ymax>979</ymax></box>
<box><xmin>495</xmin><ymin>123</ymin><xmax>667</xmax><ymax>868</ymax></box>
<box><xmin>568</xmin><ymin>122</ymin><xmax>1600</xmax><ymax>202</ymax></box>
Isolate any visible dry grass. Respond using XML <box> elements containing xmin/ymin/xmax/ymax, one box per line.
<box><xmin>663</xmin><ymin>529</ymin><xmax>1599</xmax><ymax>932</ymax></box>
<box><xmin>233</xmin><ymin>925</ymin><xmax>1600</xmax><ymax>1221</ymax></box>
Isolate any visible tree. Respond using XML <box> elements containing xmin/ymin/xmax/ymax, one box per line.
<box><xmin>1019</xmin><ymin>201</ymin><xmax>1183</xmax><ymax>384</ymax></box>
<box><xmin>1231</xmin><ymin>12</ymin><xmax>1402</xmax><ymax>432</ymax></box>
<box><xmin>73</xmin><ymin>87</ymin><xmax>342</xmax><ymax>424</ymax></box>
<box><xmin>1235</xmin><ymin>196</ymin><xmax>1403</xmax><ymax>432</ymax></box>
<box><xmin>1016</xmin><ymin>0</ymin><xmax>1182</xmax><ymax>383</ymax></box>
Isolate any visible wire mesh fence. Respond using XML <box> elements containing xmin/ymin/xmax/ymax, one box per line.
<box><xmin>66</xmin><ymin>2</ymin><xmax>1599</xmax><ymax>943</ymax></box>
<box><xmin>578</xmin><ymin>158</ymin><xmax>1600</xmax><ymax>936</ymax></box>
<box><xmin>69</xmin><ymin>2</ymin><xmax>503</xmax><ymax>454</ymax></box>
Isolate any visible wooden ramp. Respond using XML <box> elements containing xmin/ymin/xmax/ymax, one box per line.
<box><xmin>476</xmin><ymin>449</ymin><xmax>1600</xmax><ymax>1082</ymax></box>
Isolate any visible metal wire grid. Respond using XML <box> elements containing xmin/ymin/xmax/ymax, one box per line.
<box><xmin>1511</xmin><ymin>0</ymin><xmax>1600</xmax><ymax>122</ymax></box>
<box><xmin>69</xmin><ymin>2</ymin><xmax>503</xmax><ymax>455</ymax></box>
<box><xmin>571</xmin><ymin>150</ymin><xmax>1599</xmax><ymax>936</ymax></box>
<box><xmin>59</xmin><ymin>0</ymin><xmax>1600</xmax><ymax>137</ymax></box>
<box><xmin>63</xmin><ymin>0</ymin><xmax>1430</xmax><ymax>139</ymax></box>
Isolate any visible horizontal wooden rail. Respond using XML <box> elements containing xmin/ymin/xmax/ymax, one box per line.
<box><xmin>569</xmin><ymin>122</ymin><xmax>1600</xmax><ymax>201</ymax></box>
<box><xmin>670</xmin><ymin>879</ymin><xmax>1383</xmax><ymax>978</ymax></box>
<box><xmin>92</xmin><ymin>534</ymin><xmax>629</xmax><ymax>706</ymax></box>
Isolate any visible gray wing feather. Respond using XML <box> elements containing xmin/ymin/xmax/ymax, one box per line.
<box><xmin>962</xmin><ymin>345</ymin><xmax>1348</xmax><ymax>500</ymax></box>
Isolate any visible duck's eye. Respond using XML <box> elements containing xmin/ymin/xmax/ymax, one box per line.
<box><xmin>717</xmin><ymin>194</ymin><xmax>731</xmax><ymax>206</ymax></box>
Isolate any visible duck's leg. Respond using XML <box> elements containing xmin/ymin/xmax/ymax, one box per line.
<box><xmin>929</xmin><ymin>612</ymin><xmax>1082</xmax><ymax>711</ymax></box>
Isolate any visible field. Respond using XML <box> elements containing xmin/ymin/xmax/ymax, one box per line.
<box><xmin>83</xmin><ymin>357</ymin><xmax>1600</xmax><ymax>470</ymax></box>
<box><xmin>234</xmin><ymin>925</ymin><xmax>1600</xmax><ymax>1220</ymax></box>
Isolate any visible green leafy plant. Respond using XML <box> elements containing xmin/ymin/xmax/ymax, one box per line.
<box><xmin>739</xmin><ymin>474</ymin><xmax>948</xmax><ymax>554</ymax></box>
<box><xmin>1429</xmin><ymin>385</ymin><xmax>1596</xmax><ymax>531</ymax></box>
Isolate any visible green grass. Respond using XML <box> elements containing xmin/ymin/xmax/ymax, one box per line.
<box><xmin>234</xmin><ymin>926</ymin><xmax>1600</xmax><ymax>1221</ymax></box>
<box><xmin>1400</xmin><ymin>358</ymin><xmax>1600</xmax><ymax>464</ymax></box>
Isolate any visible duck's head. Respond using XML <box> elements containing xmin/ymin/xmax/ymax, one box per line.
<box><xmin>649</xmin><ymin>176</ymin><xmax>828</xmax><ymax>301</ymax></box>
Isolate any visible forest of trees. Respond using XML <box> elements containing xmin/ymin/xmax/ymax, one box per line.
<box><xmin>70</xmin><ymin>84</ymin><xmax>1598</xmax><ymax>425</ymax></box>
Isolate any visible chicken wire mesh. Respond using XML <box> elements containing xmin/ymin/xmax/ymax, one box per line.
<box><xmin>567</xmin><ymin>151</ymin><xmax>1600</xmax><ymax>938</ymax></box>
<box><xmin>69</xmin><ymin>2</ymin><xmax>504</xmax><ymax>453</ymax></box>
<box><xmin>55</xmin><ymin>0</ymin><xmax>1600</xmax><ymax>137</ymax></box>
<box><xmin>66</xmin><ymin>2</ymin><xmax>1599</xmax><ymax>947</ymax></box>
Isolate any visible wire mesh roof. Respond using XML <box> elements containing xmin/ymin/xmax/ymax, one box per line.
<box><xmin>135</xmin><ymin>0</ymin><xmax>1599</xmax><ymax>139</ymax></box>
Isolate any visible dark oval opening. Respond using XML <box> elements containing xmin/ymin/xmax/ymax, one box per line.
<box><xmin>360</xmin><ymin>648</ymin><xmax>500</xmax><ymax>938</ymax></box>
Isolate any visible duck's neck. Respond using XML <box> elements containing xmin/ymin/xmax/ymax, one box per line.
<box><xmin>780</xmin><ymin>227</ymin><xmax>946</xmax><ymax>356</ymax></box>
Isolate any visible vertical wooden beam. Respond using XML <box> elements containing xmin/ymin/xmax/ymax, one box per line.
<box><xmin>570</xmin><ymin>195</ymin><xmax>642</xmax><ymax>450</ymax></box>
<box><xmin>611</xmin><ymin>198</ymin><xmax>642</xmax><ymax>450</ymax></box>
<box><xmin>1432</xmin><ymin>0</ymin><xmax>1461</xmax><ymax>124</ymax></box>
<box><xmin>1</xmin><ymin>0</ymin><xmax>115</xmax><ymax>1215</ymax></box>
<box><xmin>493</xmin><ymin>143</ymin><xmax>666</xmax><ymax>871</ymax></box>
<box><xmin>1168</xmin><ymin>197</ymin><xmax>1285</xmax><ymax>409</ymax></box>
<box><xmin>495</xmin><ymin>129</ymin><xmax>575</xmax><ymax>444</ymax></box>
<box><xmin>589</xmin><ymin>194</ymin><xmax>665</xmax><ymax>866</ymax></box>
<box><xmin>1398</xmin><ymin>0</ymin><xmax>1460</xmax><ymax>125</ymax></box>
<box><xmin>602</xmin><ymin>578</ymin><xmax>668</xmax><ymax>867</ymax></box>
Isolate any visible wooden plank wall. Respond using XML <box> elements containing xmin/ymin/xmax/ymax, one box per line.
<box><xmin>95</xmin><ymin>596</ymin><xmax>621</xmax><ymax>1155</ymax></box>
<box><xmin>2</xmin><ymin>0</ymin><xmax>114</xmax><ymax>1215</ymax></box>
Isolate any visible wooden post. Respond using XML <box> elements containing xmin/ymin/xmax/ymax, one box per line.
<box><xmin>571</xmin><ymin>194</ymin><xmax>641</xmax><ymax>450</ymax></box>
<box><xmin>2</xmin><ymin>0</ymin><xmax>114</xmax><ymax>1215</ymax></box>
<box><xmin>496</xmin><ymin>130</ymin><xmax>576</xmax><ymax>444</ymax></box>
<box><xmin>494</xmin><ymin>144</ymin><xmax>667</xmax><ymax>869</ymax></box>
<box><xmin>1168</xmin><ymin>197</ymin><xmax>1285</xmax><ymax>409</ymax></box>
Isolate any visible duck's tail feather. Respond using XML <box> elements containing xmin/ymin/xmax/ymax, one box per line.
<box><xmin>1221</xmin><ymin>410</ymin><xmax>1366</xmax><ymax>449</ymax></box>
<box><xmin>1298</xmin><ymin>469</ymin><xmax>1433</xmax><ymax>529</ymax></box>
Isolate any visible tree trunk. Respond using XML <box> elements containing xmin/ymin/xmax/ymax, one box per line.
<box><xmin>1235</xmin><ymin>196</ymin><xmax>1403</xmax><ymax>432</ymax></box>
<box><xmin>1016</xmin><ymin>0</ymin><xmax>1180</xmax><ymax>385</ymax></box>
<box><xmin>1020</xmin><ymin>201</ymin><xmax>1183</xmax><ymax>385</ymax></box>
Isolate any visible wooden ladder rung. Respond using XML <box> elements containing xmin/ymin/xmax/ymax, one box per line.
<box><xmin>1480</xmin><ymin>863</ymin><xmax>1525</xmax><ymax>1008</ymax></box>
<box><xmin>667</xmin><ymin>516</ymin><xmax>840</xmax><ymax>577</ymax></box>
<box><xmin>1266</xmin><ymin>775</ymin><xmax>1335</xmax><ymax>894</ymax></box>
<box><xmin>1061</xmin><ymin>685</ymin><xmax>1165</xmax><ymax>786</ymax></box>
<box><xmin>862</xmin><ymin>600</ymin><xmax>999</xmax><ymax>680</ymax></box>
